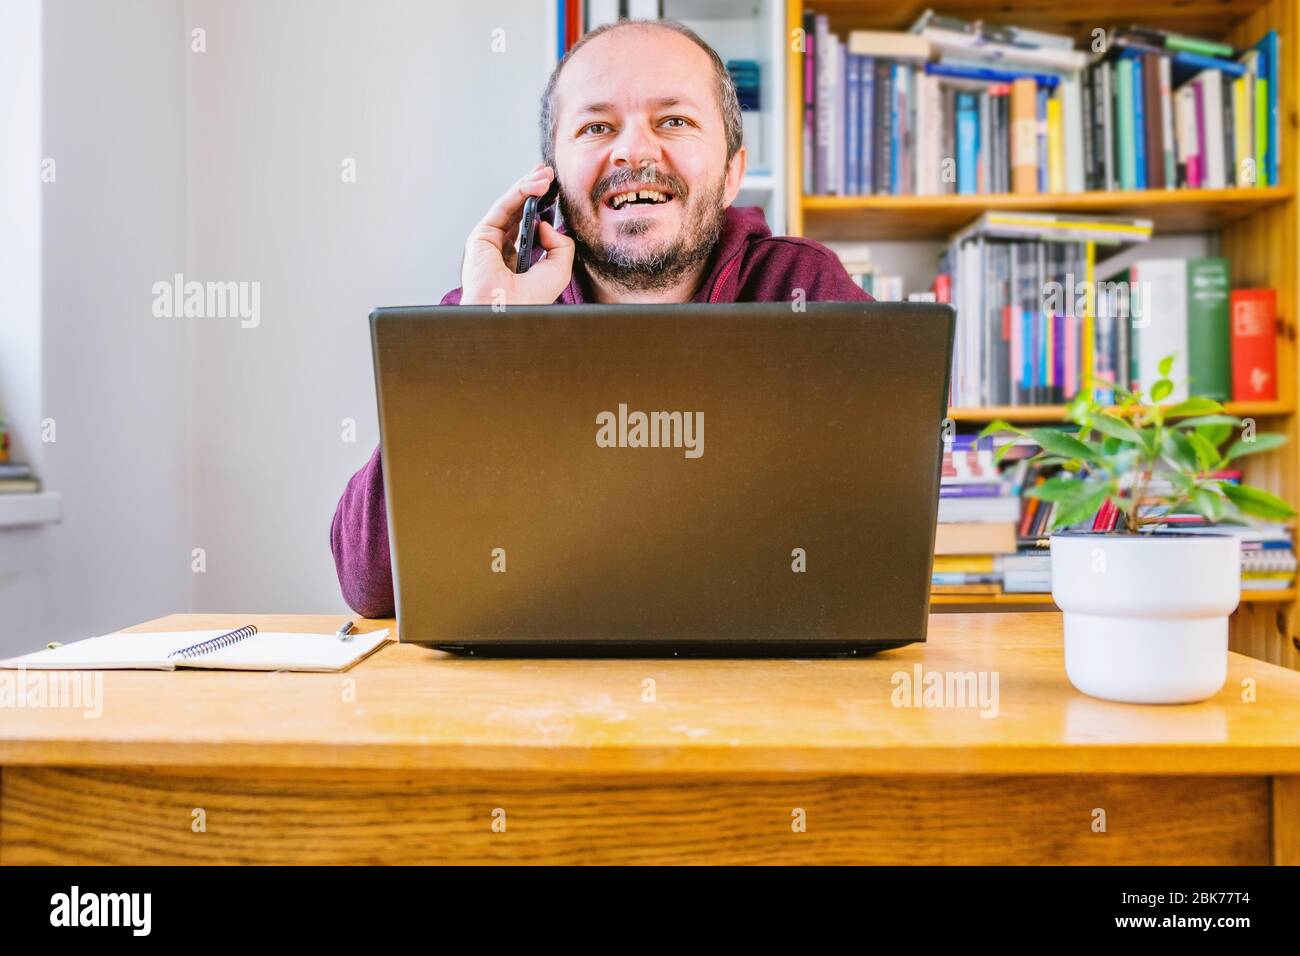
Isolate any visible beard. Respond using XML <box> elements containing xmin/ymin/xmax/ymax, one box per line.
<box><xmin>559</xmin><ymin>169</ymin><xmax>728</xmax><ymax>294</ymax></box>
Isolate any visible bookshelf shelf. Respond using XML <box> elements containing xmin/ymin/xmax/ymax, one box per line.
<box><xmin>799</xmin><ymin>3</ymin><xmax>1275</xmax><ymax>43</ymax></box>
<box><xmin>800</xmin><ymin>187</ymin><xmax>1295</xmax><ymax>241</ymax></box>
<box><xmin>946</xmin><ymin>400</ymin><xmax>1294</xmax><ymax>423</ymax></box>
<box><xmin>931</xmin><ymin>589</ymin><xmax>1296</xmax><ymax>606</ymax></box>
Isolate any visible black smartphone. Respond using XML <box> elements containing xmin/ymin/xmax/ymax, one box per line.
<box><xmin>514</xmin><ymin>178</ymin><xmax>560</xmax><ymax>273</ymax></box>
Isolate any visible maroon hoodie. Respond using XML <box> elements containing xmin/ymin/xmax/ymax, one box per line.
<box><xmin>331</xmin><ymin>205</ymin><xmax>872</xmax><ymax>617</ymax></box>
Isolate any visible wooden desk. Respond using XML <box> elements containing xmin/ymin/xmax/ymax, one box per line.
<box><xmin>3</xmin><ymin>613</ymin><xmax>1299</xmax><ymax>865</ymax></box>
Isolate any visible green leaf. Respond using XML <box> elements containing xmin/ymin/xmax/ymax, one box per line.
<box><xmin>1222</xmin><ymin>432</ymin><xmax>1288</xmax><ymax>462</ymax></box>
<box><xmin>1166</xmin><ymin>470</ymin><xmax>1198</xmax><ymax>495</ymax></box>
<box><xmin>1188</xmin><ymin>487</ymin><xmax>1226</xmax><ymax>523</ymax></box>
<box><xmin>1066</xmin><ymin>393</ymin><xmax>1092</xmax><ymax>424</ymax></box>
<box><xmin>1150</xmin><ymin>379</ymin><xmax>1174</xmax><ymax>402</ymax></box>
<box><xmin>1184</xmin><ymin>432</ymin><xmax>1222</xmax><ymax>471</ymax></box>
<box><xmin>1164</xmin><ymin>398</ymin><xmax>1226</xmax><ymax>419</ymax></box>
<box><xmin>978</xmin><ymin>420</ymin><xmax>1014</xmax><ymax>439</ymax></box>
<box><xmin>1161</xmin><ymin>430</ymin><xmax>1199</xmax><ymax>472</ymax></box>
<box><xmin>1025</xmin><ymin>428</ymin><xmax>1102</xmax><ymax>463</ymax></box>
<box><xmin>1221</xmin><ymin>483</ymin><xmax>1297</xmax><ymax>521</ymax></box>
<box><xmin>1050</xmin><ymin>484</ymin><xmax>1111</xmax><ymax>530</ymax></box>
<box><xmin>1027</xmin><ymin>475</ymin><xmax>1088</xmax><ymax>502</ymax></box>
<box><xmin>1198</xmin><ymin>426</ymin><xmax>1235</xmax><ymax>452</ymax></box>
<box><xmin>1171</xmin><ymin>414</ymin><xmax>1240</xmax><ymax>430</ymax></box>
<box><xmin>1088</xmin><ymin>412</ymin><xmax>1146</xmax><ymax>447</ymax></box>
<box><xmin>1158</xmin><ymin>354</ymin><xmax>1176</xmax><ymax>378</ymax></box>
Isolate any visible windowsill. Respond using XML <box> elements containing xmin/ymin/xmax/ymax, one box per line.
<box><xmin>0</xmin><ymin>491</ymin><xmax>62</xmax><ymax>528</ymax></box>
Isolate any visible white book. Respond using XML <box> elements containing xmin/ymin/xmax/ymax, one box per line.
<box><xmin>814</xmin><ymin>15</ymin><xmax>834</xmax><ymax>194</ymax></box>
<box><xmin>1062</xmin><ymin>74</ymin><xmax>1084</xmax><ymax>193</ymax></box>
<box><xmin>1131</xmin><ymin>258</ymin><xmax>1189</xmax><ymax>402</ymax></box>
<box><xmin>1195</xmin><ymin>69</ymin><xmax>1226</xmax><ymax>188</ymax></box>
<box><xmin>585</xmin><ymin>0</ymin><xmax>621</xmax><ymax>30</ymax></box>
<box><xmin>919</xmin><ymin>26</ymin><xmax>1088</xmax><ymax>71</ymax></box>
<box><xmin>1100</xmin><ymin>62</ymin><xmax>1116</xmax><ymax>191</ymax></box>
<box><xmin>915</xmin><ymin>72</ymin><xmax>942</xmax><ymax>194</ymax></box>
<box><xmin>1</xmin><ymin>627</ymin><xmax>392</xmax><ymax>672</ymax></box>
<box><xmin>836</xmin><ymin>40</ymin><xmax>848</xmax><ymax>195</ymax></box>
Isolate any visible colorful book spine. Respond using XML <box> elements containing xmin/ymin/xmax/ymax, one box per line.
<box><xmin>1186</xmin><ymin>257</ymin><xmax>1231</xmax><ymax>401</ymax></box>
<box><xmin>1116</xmin><ymin>58</ymin><xmax>1137</xmax><ymax>190</ymax></box>
<box><xmin>1230</xmin><ymin>289</ymin><xmax>1278</xmax><ymax>401</ymax></box>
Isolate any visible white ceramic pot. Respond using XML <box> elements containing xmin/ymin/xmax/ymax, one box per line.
<box><xmin>1049</xmin><ymin>532</ymin><xmax>1241</xmax><ymax>704</ymax></box>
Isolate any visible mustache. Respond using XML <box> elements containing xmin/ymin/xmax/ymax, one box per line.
<box><xmin>590</xmin><ymin>168</ymin><xmax>689</xmax><ymax>205</ymax></box>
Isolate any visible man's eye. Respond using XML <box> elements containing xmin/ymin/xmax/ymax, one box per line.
<box><xmin>662</xmin><ymin>117</ymin><xmax>688</xmax><ymax>128</ymax></box>
<box><xmin>582</xmin><ymin>123</ymin><xmax>611</xmax><ymax>135</ymax></box>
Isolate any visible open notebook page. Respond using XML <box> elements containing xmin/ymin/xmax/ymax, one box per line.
<box><xmin>1</xmin><ymin>629</ymin><xmax>391</xmax><ymax>672</ymax></box>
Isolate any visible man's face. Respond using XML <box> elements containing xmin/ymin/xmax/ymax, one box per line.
<box><xmin>552</xmin><ymin>26</ymin><xmax>746</xmax><ymax>291</ymax></box>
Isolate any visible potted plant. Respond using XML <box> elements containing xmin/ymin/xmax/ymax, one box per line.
<box><xmin>981</xmin><ymin>355</ymin><xmax>1294</xmax><ymax>704</ymax></box>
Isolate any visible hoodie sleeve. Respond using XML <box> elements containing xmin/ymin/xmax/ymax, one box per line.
<box><xmin>330</xmin><ymin>444</ymin><xmax>395</xmax><ymax>618</ymax></box>
<box><xmin>732</xmin><ymin>235</ymin><xmax>875</xmax><ymax>304</ymax></box>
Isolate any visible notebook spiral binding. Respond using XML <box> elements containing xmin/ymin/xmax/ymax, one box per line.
<box><xmin>168</xmin><ymin>624</ymin><xmax>259</xmax><ymax>660</ymax></box>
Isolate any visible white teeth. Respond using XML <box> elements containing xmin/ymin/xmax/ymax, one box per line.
<box><xmin>610</xmin><ymin>188</ymin><xmax>670</xmax><ymax>208</ymax></box>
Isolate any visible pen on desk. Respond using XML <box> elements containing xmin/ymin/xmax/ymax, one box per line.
<box><xmin>336</xmin><ymin>620</ymin><xmax>356</xmax><ymax>642</ymax></box>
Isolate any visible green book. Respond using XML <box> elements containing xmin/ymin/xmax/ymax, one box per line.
<box><xmin>1115</xmin><ymin>59</ymin><xmax>1137</xmax><ymax>190</ymax></box>
<box><xmin>1255</xmin><ymin>77</ymin><xmax>1269</xmax><ymax>187</ymax></box>
<box><xmin>1186</xmin><ymin>258</ymin><xmax>1232</xmax><ymax>401</ymax></box>
<box><xmin>1165</xmin><ymin>35</ymin><xmax>1235</xmax><ymax>59</ymax></box>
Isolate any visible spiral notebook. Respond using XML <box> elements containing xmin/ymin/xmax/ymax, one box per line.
<box><xmin>0</xmin><ymin>625</ymin><xmax>392</xmax><ymax>672</ymax></box>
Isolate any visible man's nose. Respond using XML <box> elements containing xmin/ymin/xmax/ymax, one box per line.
<box><xmin>609</xmin><ymin>118</ymin><xmax>663</xmax><ymax>172</ymax></box>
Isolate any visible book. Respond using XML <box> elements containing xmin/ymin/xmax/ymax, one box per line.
<box><xmin>1130</xmin><ymin>258</ymin><xmax>1190</xmax><ymax>401</ymax></box>
<box><xmin>848</xmin><ymin>31</ymin><xmax>929</xmax><ymax>60</ymax></box>
<box><xmin>1230</xmin><ymin>288</ymin><xmax>1278</xmax><ymax>401</ymax></box>
<box><xmin>0</xmin><ymin>478</ymin><xmax>40</xmax><ymax>494</ymax></box>
<box><xmin>1</xmin><ymin>625</ymin><xmax>392</xmax><ymax>672</ymax></box>
<box><xmin>934</xmin><ymin>522</ymin><xmax>1018</xmax><ymax>555</ymax></box>
<box><xmin>1186</xmin><ymin>257</ymin><xmax>1231</xmax><ymax>401</ymax></box>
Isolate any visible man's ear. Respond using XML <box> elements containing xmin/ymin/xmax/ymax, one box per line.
<box><xmin>721</xmin><ymin>145</ymin><xmax>747</xmax><ymax>206</ymax></box>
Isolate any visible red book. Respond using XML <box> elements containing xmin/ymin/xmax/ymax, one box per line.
<box><xmin>1230</xmin><ymin>289</ymin><xmax>1277</xmax><ymax>401</ymax></box>
<box><xmin>934</xmin><ymin>273</ymin><xmax>952</xmax><ymax>303</ymax></box>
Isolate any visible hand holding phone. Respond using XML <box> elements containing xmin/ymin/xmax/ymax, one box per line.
<box><xmin>515</xmin><ymin>177</ymin><xmax>560</xmax><ymax>273</ymax></box>
<box><xmin>459</xmin><ymin>164</ymin><xmax>574</xmax><ymax>306</ymax></box>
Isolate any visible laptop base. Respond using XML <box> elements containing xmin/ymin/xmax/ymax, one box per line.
<box><xmin>429</xmin><ymin>641</ymin><xmax>918</xmax><ymax>658</ymax></box>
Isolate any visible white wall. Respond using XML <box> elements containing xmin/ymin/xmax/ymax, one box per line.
<box><xmin>0</xmin><ymin>0</ymin><xmax>192</xmax><ymax>656</ymax></box>
<box><xmin>34</xmin><ymin>0</ymin><xmax>193</xmax><ymax>652</ymax></box>
<box><xmin>185</xmin><ymin>0</ymin><xmax>551</xmax><ymax>612</ymax></box>
<box><xmin>2</xmin><ymin>0</ymin><xmax>561</xmax><ymax>649</ymax></box>
<box><xmin>0</xmin><ymin>0</ymin><xmax>50</xmax><ymax>649</ymax></box>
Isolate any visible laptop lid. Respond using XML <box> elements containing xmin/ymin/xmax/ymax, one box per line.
<box><xmin>371</xmin><ymin>302</ymin><xmax>954</xmax><ymax>652</ymax></box>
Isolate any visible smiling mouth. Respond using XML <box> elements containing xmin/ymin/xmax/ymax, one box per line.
<box><xmin>604</xmin><ymin>188</ymin><xmax>675</xmax><ymax>211</ymax></box>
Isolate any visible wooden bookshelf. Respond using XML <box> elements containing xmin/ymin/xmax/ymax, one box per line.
<box><xmin>804</xmin><ymin>186</ymin><xmax>1294</xmax><ymax>240</ymax></box>
<box><xmin>786</xmin><ymin>0</ymin><xmax>1300</xmax><ymax>667</ymax></box>
<box><xmin>947</xmin><ymin>400</ymin><xmax>1293</xmax><ymax>423</ymax></box>
<box><xmin>931</xmin><ymin>589</ymin><xmax>1296</xmax><ymax>606</ymax></box>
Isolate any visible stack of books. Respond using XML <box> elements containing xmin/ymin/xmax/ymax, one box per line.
<box><xmin>934</xmin><ymin>211</ymin><xmax>1277</xmax><ymax>407</ymax></box>
<box><xmin>937</xmin><ymin>211</ymin><xmax>1151</xmax><ymax>407</ymax></box>
<box><xmin>828</xmin><ymin>244</ymin><xmax>903</xmax><ymax>299</ymax></box>
<box><xmin>0</xmin><ymin>462</ymin><xmax>39</xmax><ymax>495</ymax></box>
<box><xmin>801</xmin><ymin>10</ymin><xmax>1281</xmax><ymax>196</ymax></box>
<box><xmin>932</xmin><ymin>433</ymin><xmax>1023</xmax><ymax>593</ymax></box>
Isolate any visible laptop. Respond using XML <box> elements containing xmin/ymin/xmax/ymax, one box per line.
<box><xmin>370</xmin><ymin>301</ymin><xmax>954</xmax><ymax>656</ymax></box>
